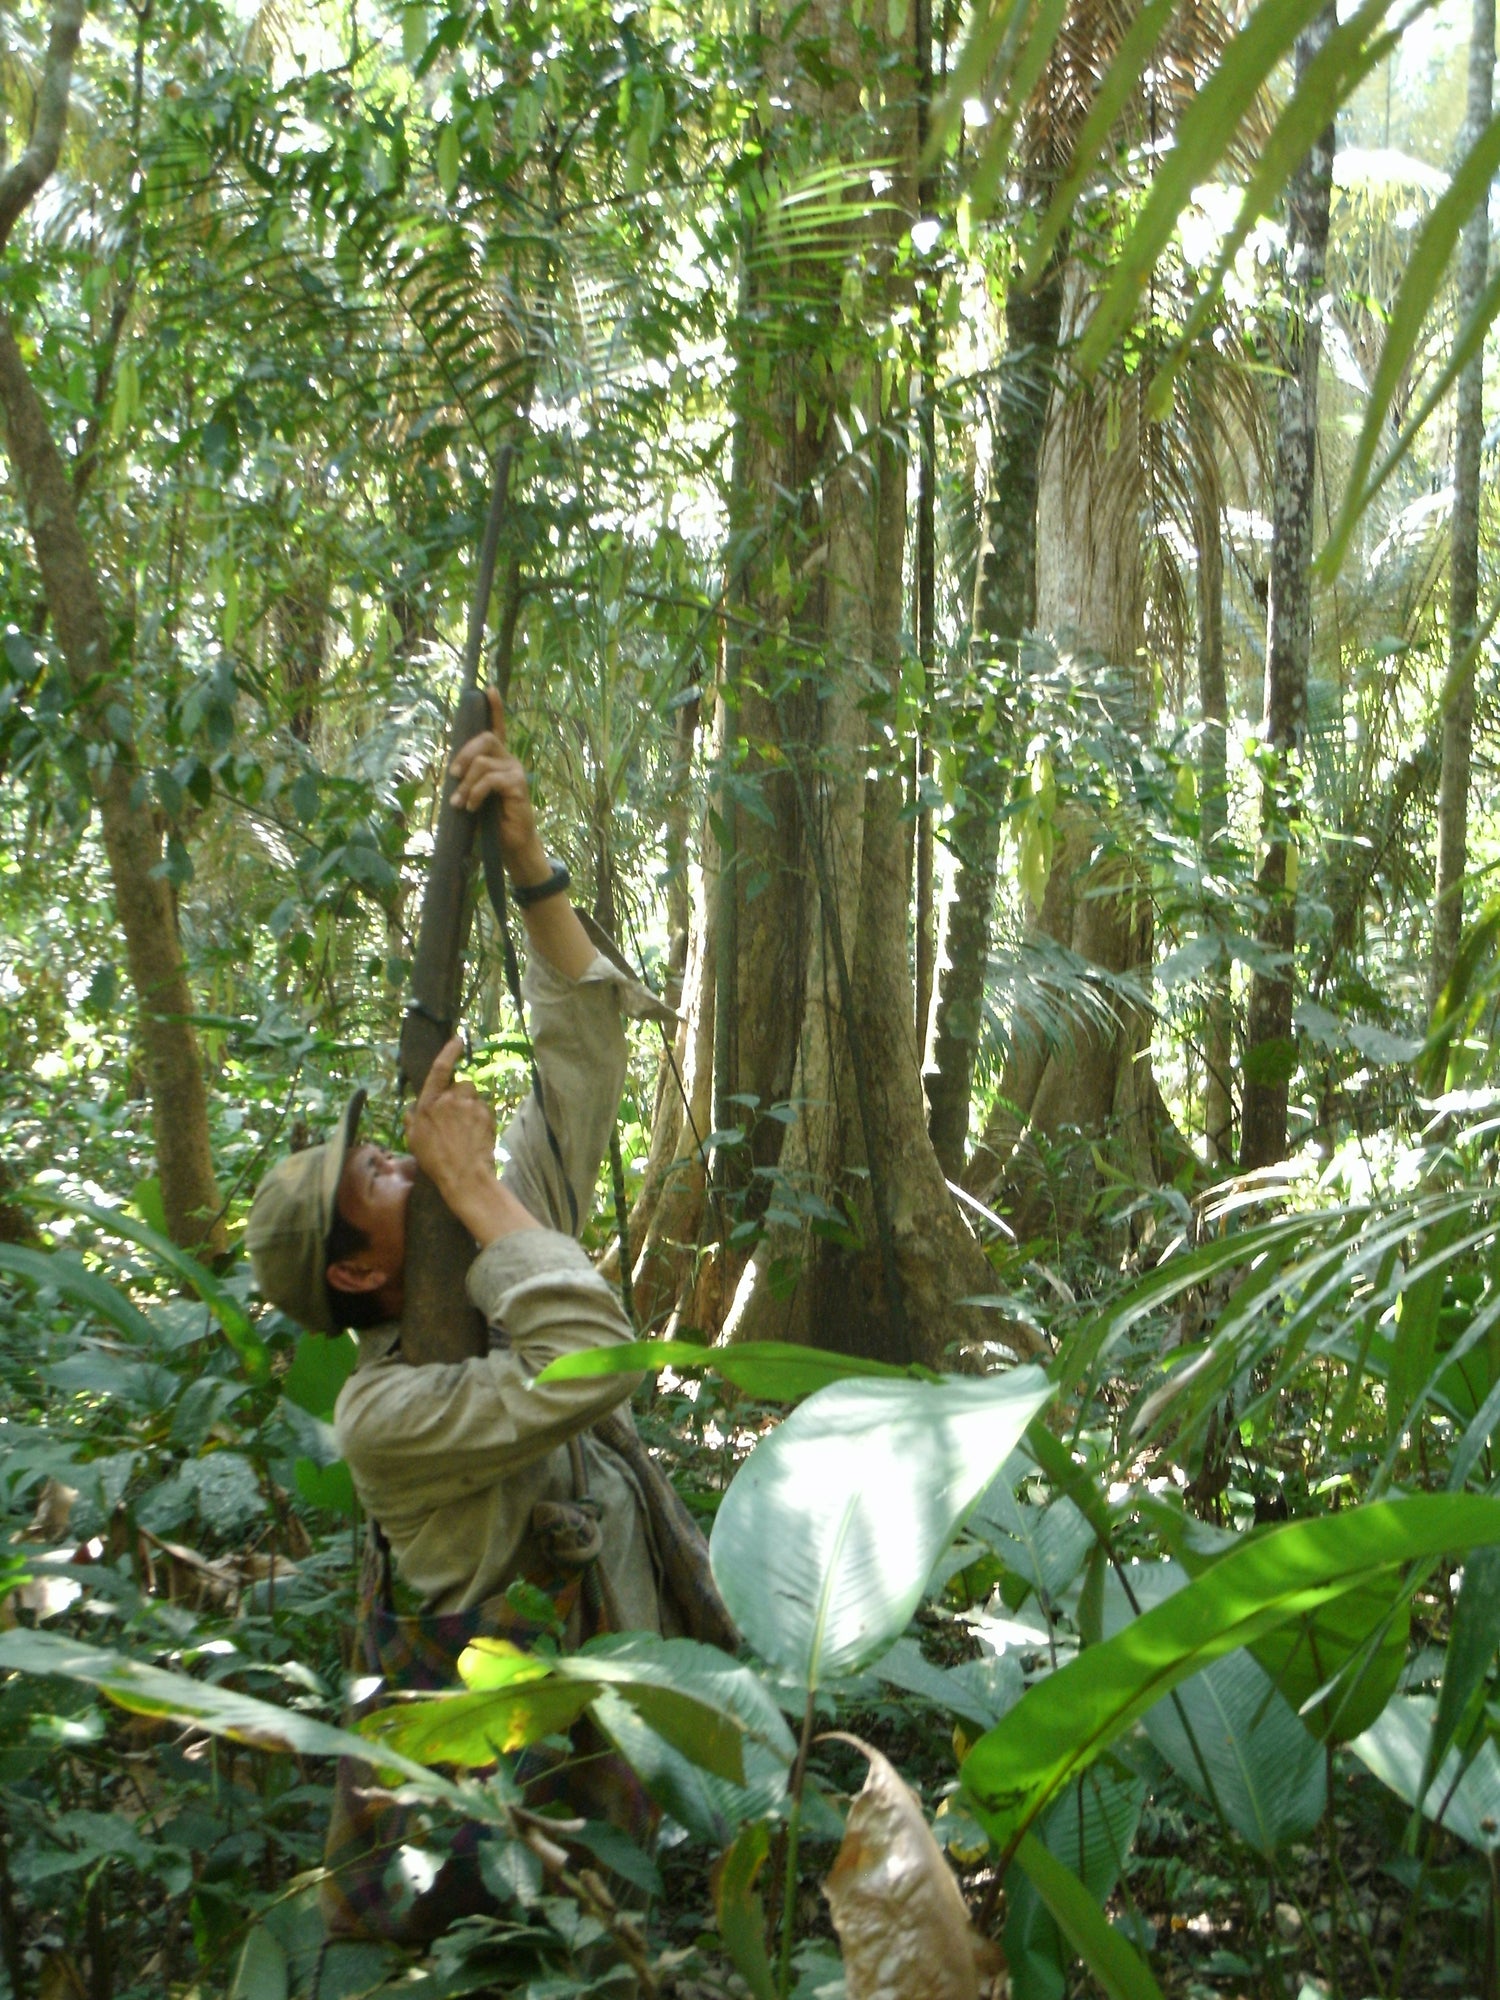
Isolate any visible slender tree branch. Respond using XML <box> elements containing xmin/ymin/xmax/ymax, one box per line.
<box><xmin>0</xmin><ymin>0</ymin><xmax>85</xmax><ymax>259</ymax></box>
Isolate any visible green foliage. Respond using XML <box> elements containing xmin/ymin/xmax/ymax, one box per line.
<box><xmin>709</xmin><ymin>1371</ymin><xmax>1053</xmax><ymax>1691</ymax></box>
<box><xmin>7</xmin><ymin>0</ymin><xmax>1500</xmax><ymax>1991</ymax></box>
<box><xmin>960</xmin><ymin>1496</ymin><xmax>1500</xmax><ymax>1849</ymax></box>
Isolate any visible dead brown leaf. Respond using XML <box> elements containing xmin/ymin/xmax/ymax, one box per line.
<box><xmin>821</xmin><ymin>1733</ymin><xmax>1006</xmax><ymax>2000</ymax></box>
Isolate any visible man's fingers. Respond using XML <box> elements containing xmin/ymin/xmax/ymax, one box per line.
<box><xmin>416</xmin><ymin>1036</ymin><xmax>464</xmax><ymax>1112</ymax></box>
<box><xmin>451</xmin><ymin>755</ymin><xmax>524</xmax><ymax>811</ymax></box>
<box><xmin>450</xmin><ymin>732</ymin><xmax>500</xmax><ymax>780</ymax></box>
<box><xmin>486</xmin><ymin>687</ymin><xmax>507</xmax><ymax>749</ymax></box>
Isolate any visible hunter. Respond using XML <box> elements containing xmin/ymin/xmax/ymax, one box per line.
<box><xmin>244</xmin><ymin>694</ymin><xmax>728</xmax><ymax>1940</ymax></box>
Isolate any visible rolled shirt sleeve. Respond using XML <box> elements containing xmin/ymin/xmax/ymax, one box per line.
<box><xmin>498</xmin><ymin>919</ymin><xmax>674</xmax><ymax>1238</ymax></box>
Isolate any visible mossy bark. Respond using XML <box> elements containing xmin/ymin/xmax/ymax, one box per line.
<box><xmin>926</xmin><ymin>256</ymin><xmax>1064</xmax><ymax>1182</ymax></box>
<box><xmin>1241</xmin><ymin>3</ymin><xmax>1337</xmax><ymax>1173</ymax></box>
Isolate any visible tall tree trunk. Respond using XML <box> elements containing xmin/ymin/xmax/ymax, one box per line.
<box><xmin>0</xmin><ymin>0</ymin><xmax>224</xmax><ymax>1254</ymax></box>
<box><xmin>695</xmin><ymin>0</ymin><xmax>1024</xmax><ymax>1363</ymax></box>
<box><xmin>1240</xmin><ymin>3</ymin><xmax>1337</xmax><ymax>1173</ymax></box>
<box><xmin>967</xmin><ymin>269</ymin><xmax>1166</xmax><ymax>1235</ymax></box>
<box><xmin>925</xmin><ymin>250</ymin><xmax>1063</xmax><ymax>1179</ymax></box>
<box><xmin>912</xmin><ymin>0</ymin><xmax>938</xmax><ymax>1051</ymax></box>
<box><xmin>1195</xmin><ymin>437</ymin><xmax>1233</xmax><ymax>1169</ymax></box>
<box><xmin>1430</xmin><ymin>0</ymin><xmax>1495</xmax><ymax>1018</ymax></box>
<box><xmin>723</xmin><ymin>415</ymin><xmax>1015</xmax><ymax>1362</ymax></box>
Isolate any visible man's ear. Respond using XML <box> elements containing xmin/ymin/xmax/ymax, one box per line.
<box><xmin>327</xmin><ymin>1257</ymin><xmax>388</xmax><ymax>1297</ymax></box>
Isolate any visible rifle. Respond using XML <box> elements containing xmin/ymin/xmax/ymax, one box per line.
<box><xmin>396</xmin><ymin>446</ymin><xmax>515</xmax><ymax>1368</ymax></box>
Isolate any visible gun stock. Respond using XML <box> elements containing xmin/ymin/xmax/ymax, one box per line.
<box><xmin>397</xmin><ymin>685</ymin><xmax>491</xmax><ymax>1367</ymax></box>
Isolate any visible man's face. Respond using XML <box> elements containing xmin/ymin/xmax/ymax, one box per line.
<box><xmin>329</xmin><ymin>1144</ymin><xmax>417</xmax><ymax>1304</ymax></box>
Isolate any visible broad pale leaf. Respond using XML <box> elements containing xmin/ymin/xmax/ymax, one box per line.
<box><xmin>1353</xmin><ymin>1694</ymin><xmax>1500</xmax><ymax>1852</ymax></box>
<box><xmin>1104</xmin><ymin>1564</ymin><xmax>1323</xmax><ymax>1852</ymax></box>
<box><xmin>710</xmin><ymin>1371</ymin><xmax>1053</xmax><ymax>1688</ymax></box>
<box><xmin>971</xmin><ymin>1465</ymin><xmax>1093</xmax><ymax>1602</ymax></box>
<box><xmin>228</xmin><ymin>1926</ymin><xmax>289</xmax><ymax>2000</ymax></box>
<box><xmin>581</xmin><ymin>1635</ymin><xmax>796</xmax><ymax>1847</ymax></box>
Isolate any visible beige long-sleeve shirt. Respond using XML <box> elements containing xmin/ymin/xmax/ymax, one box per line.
<box><xmin>333</xmin><ymin>938</ymin><xmax>673</xmax><ymax>1629</ymax></box>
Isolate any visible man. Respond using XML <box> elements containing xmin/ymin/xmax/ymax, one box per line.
<box><xmin>245</xmin><ymin>699</ymin><xmax>718</xmax><ymax>1939</ymax></box>
<box><xmin>247</xmin><ymin>697</ymin><xmax>676</xmax><ymax>1634</ymax></box>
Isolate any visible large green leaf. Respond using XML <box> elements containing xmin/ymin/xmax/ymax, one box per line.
<box><xmin>371</xmin><ymin>1633</ymin><xmax>797</xmax><ymax>1847</ymax></box>
<box><xmin>1104</xmin><ymin>1565</ymin><xmax>1324</xmax><ymax>1851</ymax></box>
<box><xmin>363</xmin><ymin>1680</ymin><xmax>598</xmax><ymax>1766</ymax></box>
<box><xmin>709</xmin><ymin>1370</ymin><xmax>1053</xmax><ymax>1689</ymax></box>
<box><xmin>1006</xmin><ymin>1764</ymin><xmax>1146</xmax><ymax>2000</ymax></box>
<box><xmin>961</xmin><ymin>1495</ymin><xmax>1500</xmax><ymax>1849</ymax></box>
<box><xmin>1012</xmin><ymin>1833</ymin><xmax>1164</xmax><ymax>2000</ymax></box>
<box><xmin>284</xmin><ymin>1331</ymin><xmax>359</xmax><ymax>1420</ymax></box>
<box><xmin>581</xmin><ymin>1636</ymin><xmax>798</xmax><ymax>1847</ymax></box>
<box><xmin>1389</xmin><ymin>1216</ymin><xmax>1465</xmax><ymax>1435</ymax></box>
<box><xmin>1147</xmin><ymin>1499</ymin><xmax>1409</xmax><ymax>1741</ymax></box>
<box><xmin>714</xmin><ymin>1820</ymin><xmax>778</xmax><ymax>2000</ymax></box>
<box><xmin>586</xmin><ymin>1685</ymin><xmax>811</xmax><ymax>1851</ymax></box>
<box><xmin>1422</xmin><ymin>1547</ymin><xmax>1500</xmax><ymax>1801</ymax></box>
<box><xmin>1253</xmin><ymin>1576</ymin><xmax>1410</xmax><ymax>1742</ymax></box>
<box><xmin>1353</xmin><ymin>1694</ymin><xmax>1500</xmax><ymax>1852</ymax></box>
<box><xmin>0</xmin><ymin>1629</ymin><xmax>465</xmax><ymax>1807</ymax></box>
<box><xmin>537</xmin><ymin>1338</ymin><xmax>925</xmax><ymax>1399</ymax></box>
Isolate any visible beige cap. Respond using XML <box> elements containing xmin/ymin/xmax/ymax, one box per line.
<box><xmin>245</xmin><ymin>1091</ymin><xmax>367</xmax><ymax>1333</ymax></box>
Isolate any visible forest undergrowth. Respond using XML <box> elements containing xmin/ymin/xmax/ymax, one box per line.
<box><xmin>6</xmin><ymin>1035</ymin><xmax>1500</xmax><ymax>2000</ymax></box>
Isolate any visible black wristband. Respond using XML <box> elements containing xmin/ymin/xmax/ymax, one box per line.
<box><xmin>511</xmin><ymin>860</ymin><xmax>571</xmax><ymax>909</ymax></box>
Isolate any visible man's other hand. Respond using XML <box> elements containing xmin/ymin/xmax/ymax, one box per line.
<box><xmin>448</xmin><ymin>689</ymin><xmax>551</xmax><ymax>887</ymax></box>
<box><xmin>407</xmin><ymin>1037</ymin><xmax>496</xmax><ymax>1199</ymax></box>
<box><xmin>406</xmin><ymin>1037</ymin><xmax>539</xmax><ymax>1245</ymax></box>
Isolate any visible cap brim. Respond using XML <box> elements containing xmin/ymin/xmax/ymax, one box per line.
<box><xmin>320</xmin><ymin>1088</ymin><xmax>369</xmax><ymax>1249</ymax></box>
